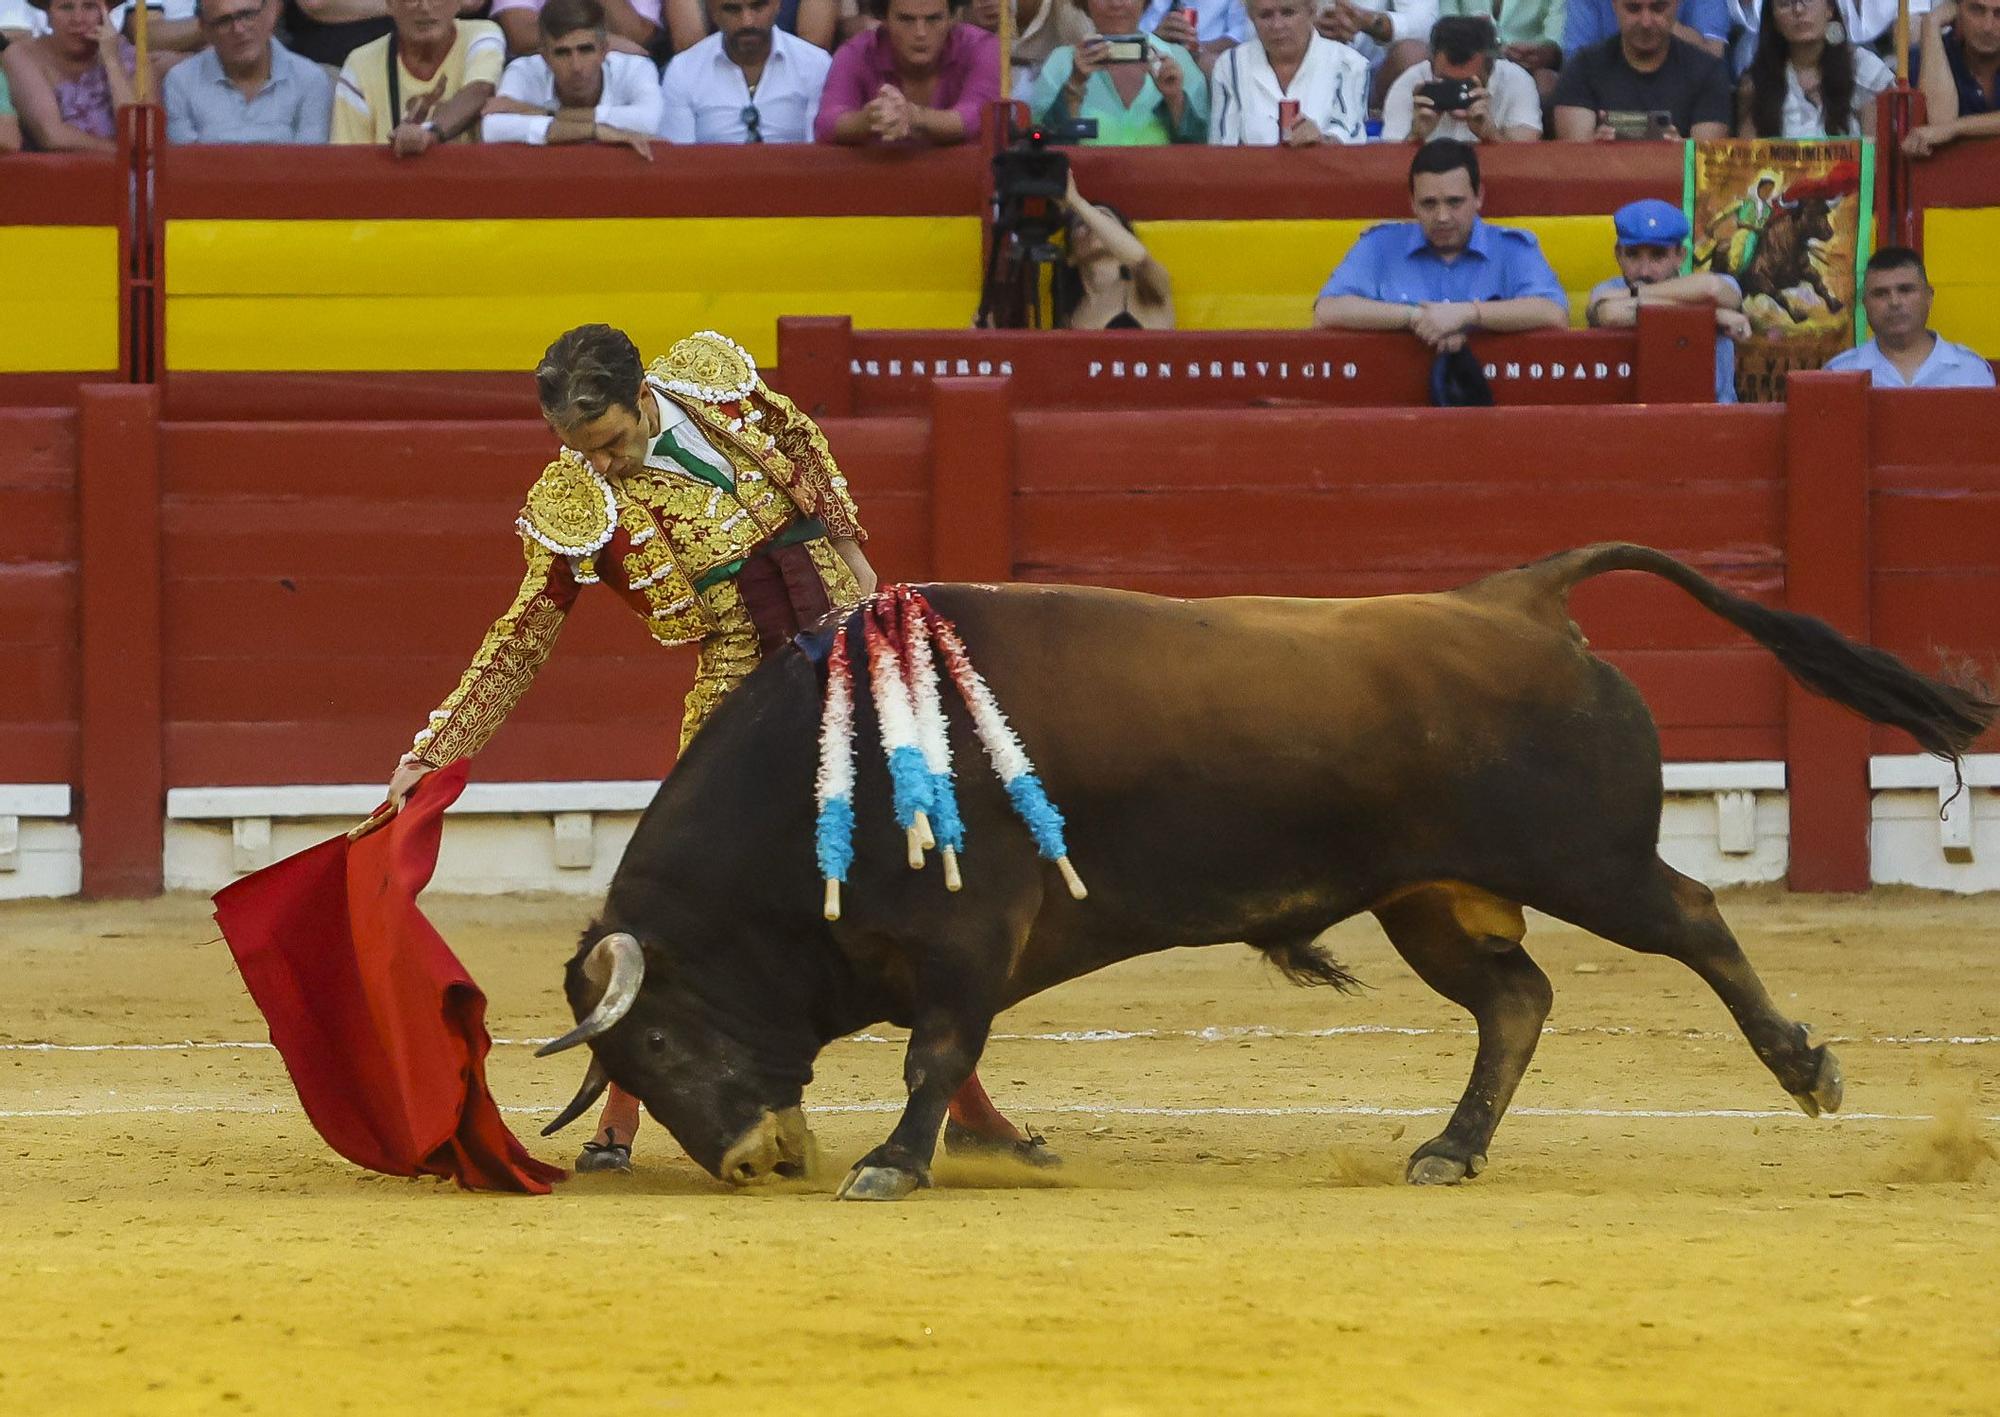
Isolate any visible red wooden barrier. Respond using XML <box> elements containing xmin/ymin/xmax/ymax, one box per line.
<box><xmin>0</xmin><ymin>411</ymin><xmax>81</xmax><ymax>789</ymax></box>
<box><xmin>78</xmin><ymin>385</ymin><xmax>164</xmax><ymax>896</ymax></box>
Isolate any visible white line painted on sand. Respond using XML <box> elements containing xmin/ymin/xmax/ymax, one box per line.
<box><xmin>5</xmin><ymin>1026</ymin><xmax>1995</xmax><ymax>1053</ymax></box>
<box><xmin>4</xmin><ymin>1100</ymin><xmax>1992</xmax><ymax>1124</ymax></box>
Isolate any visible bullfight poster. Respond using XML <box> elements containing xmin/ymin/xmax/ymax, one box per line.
<box><xmin>1683</xmin><ymin>139</ymin><xmax>1873</xmax><ymax>403</ymax></box>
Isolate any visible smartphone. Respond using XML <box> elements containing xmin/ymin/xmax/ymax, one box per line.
<box><xmin>1605</xmin><ymin>109</ymin><xmax>1676</xmax><ymax>140</ymax></box>
<box><xmin>1099</xmin><ymin>33</ymin><xmax>1149</xmax><ymax>63</ymax></box>
<box><xmin>1417</xmin><ymin>77</ymin><xmax>1478</xmax><ymax>112</ymax></box>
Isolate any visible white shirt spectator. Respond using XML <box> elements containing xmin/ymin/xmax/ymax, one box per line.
<box><xmin>1777</xmin><ymin>45</ymin><xmax>1890</xmax><ymax>136</ymax></box>
<box><xmin>1209</xmin><ymin>31</ymin><xmax>1367</xmax><ymax>143</ymax></box>
<box><xmin>1381</xmin><ymin>55</ymin><xmax>1541</xmax><ymax>141</ymax></box>
<box><xmin>482</xmin><ymin>49</ymin><xmax>664</xmax><ymax>143</ymax></box>
<box><xmin>1823</xmin><ymin>335</ymin><xmax>1997</xmax><ymax>389</ymax></box>
<box><xmin>658</xmin><ymin>26</ymin><xmax>829</xmax><ymax>143</ymax></box>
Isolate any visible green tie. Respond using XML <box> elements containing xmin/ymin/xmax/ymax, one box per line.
<box><xmin>654</xmin><ymin>428</ymin><xmax>736</xmax><ymax>496</ymax></box>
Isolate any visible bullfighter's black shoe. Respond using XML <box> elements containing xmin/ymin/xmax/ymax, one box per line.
<box><xmin>574</xmin><ymin>1139</ymin><xmax>632</xmax><ymax>1173</ymax></box>
<box><xmin>942</xmin><ymin>1120</ymin><xmax>1061</xmax><ymax>1168</ymax></box>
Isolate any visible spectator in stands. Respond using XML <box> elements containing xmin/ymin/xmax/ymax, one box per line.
<box><xmin>1032</xmin><ymin>0</ymin><xmax>1208</xmax><ymax>142</ymax></box>
<box><xmin>816</xmin><ymin>0</ymin><xmax>998</xmax><ymax>142</ymax></box>
<box><xmin>1142</xmin><ymin>0</ymin><xmax>1248</xmax><ymax>73</ymax></box>
<box><xmin>1438</xmin><ymin>0</ymin><xmax>1562</xmax><ymax>102</ymax></box>
<box><xmin>1824</xmin><ymin>246</ymin><xmax>1998</xmax><ymax>388</ymax></box>
<box><xmin>4</xmin><ymin>0</ymin><xmax>137</xmax><ymax>152</ymax></box>
<box><xmin>332</xmin><ymin>0</ymin><xmax>505</xmax><ymax>149</ymax></box>
<box><xmin>1056</xmin><ymin>169</ymin><xmax>1175</xmax><ymax>326</ymax></box>
<box><xmin>1565</xmin><ymin>0</ymin><xmax>1729</xmax><ymax>57</ymax></box>
<box><xmin>113</xmin><ymin>0</ymin><xmax>203</xmax><ymax>54</ymax></box>
<box><xmin>1737</xmin><ymin>0</ymin><xmax>1888</xmax><ymax>136</ymax></box>
<box><xmin>969</xmin><ymin>0</ymin><xmax>1089</xmax><ymax>96</ymax></box>
<box><xmin>1314</xmin><ymin>0</ymin><xmax>1432</xmax><ymax>101</ymax></box>
<box><xmin>1313</xmin><ymin>139</ymin><xmax>1568</xmax><ymax>346</ymax></box>
<box><xmin>1209</xmin><ymin>0</ymin><xmax>1365</xmax><ymax>142</ymax></box>
<box><xmin>660</xmin><ymin>0</ymin><xmax>829</xmax><ymax>139</ymax></box>
<box><xmin>1382</xmin><ymin>13</ymin><xmax>1542</xmax><ymax>141</ymax></box>
<box><xmin>1905</xmin><ymin>0</ymin><xmax>2000</xmax><ymax>156</ymax></box>
<box><xmin>484</xmin><ymin>0</ymin><xmax>659</xmax><ymax>148</ymax></box>
<box><xmin>1553</xmin><ymin>0</ymin><xmax>1733</xmax><ymax>139</ymax></box>
<box><xmin>163</xmin><ymin>0</ymin><xmax>333</xmax><ymax>141</ymax></box>
<box><xmin>487</xmin><ymin>0</ymin><xmax>670</xmax><ymax>60</ymax></box>
<box><xmin>0</xmin><ymin>45</ymin><xmax>21</xmax><ymax>151</ymax></box>
<box><xmin>282</xmin><ymin>0</ymin><xmax>392</xmax><ymax>70</ymax></box>
<box><xmin>660</xmin><ymin>0</ymin><xmax>835</xmax><ymax>53</ymax></box>
<box><xmin>1586</xmin><ymin>198</ymin><xmax>1747</xmax><ymax>402</ymax></box>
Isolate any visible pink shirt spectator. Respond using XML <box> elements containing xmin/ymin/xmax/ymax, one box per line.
<box><xmin>812</xmin><ymin>21</ymin><xmax>1001</xmax><ymax>143</ymax></box>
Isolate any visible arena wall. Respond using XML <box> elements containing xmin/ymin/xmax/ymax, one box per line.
<box><xmin>1908</xmin><ymin>143</ymin><xmax>2000</xmax><ymax>358</ymax></box>
<box><xmin>0</xmin><ymin>157</ymin><xmax>122</xmax><ymax>388</ymax></box>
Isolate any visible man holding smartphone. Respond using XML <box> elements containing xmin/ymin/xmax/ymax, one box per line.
<box><xmin>1381</xmin><ymin>13</ymin><xmax>1541</xmax><ymax>142</ymax></box>
<box><xmin>1551</xmin><ymin>0</ymin><xmax>1730</xmax><ymax>141</ymax></box>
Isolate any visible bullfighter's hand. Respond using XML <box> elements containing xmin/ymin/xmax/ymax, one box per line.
<box><xmin>386</xmin><ymin>755</ymin><xmax>435</xmax><ymax>813</ymax></box>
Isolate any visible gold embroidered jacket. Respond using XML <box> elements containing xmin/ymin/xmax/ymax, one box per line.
<box><xmin>409</xmin><ymin>331</ymin><xmax>866</xmax><ymax>768</ymax></box>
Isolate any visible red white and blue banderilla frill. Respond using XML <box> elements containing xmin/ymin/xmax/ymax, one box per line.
<box><xmin>814</xmin><ymin>586</ymin><xmax>1086</xmax><ymax>921</ymax></box>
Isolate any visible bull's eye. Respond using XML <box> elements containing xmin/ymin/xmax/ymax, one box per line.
<box><xmin>645</xmin><ymin>1029</ymin><xmax>667</xmax><ymax>1054</ymax></box>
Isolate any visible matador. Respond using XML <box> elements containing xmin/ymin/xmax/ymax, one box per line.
<box><xmin>382</xmin><ymin>323</ymin><xmax>1047</xmax><ymax>1175</ymax></box>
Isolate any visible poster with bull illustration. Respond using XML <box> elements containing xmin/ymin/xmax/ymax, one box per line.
<box><xmin>1683</xmin><ymin>139</ymin><xmax>1873</xmax><ymax>403</ymax></box>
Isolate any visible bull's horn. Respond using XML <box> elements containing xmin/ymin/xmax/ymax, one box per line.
<box><xmin>535</xmin><ymin>931</ymin><xmax>645</xmax><ymax>1057</ymax></box>
<box><xmin>539</xmin><ymin>1055</ymin><xmax>609</xmax><ymax>1136</ymax></box>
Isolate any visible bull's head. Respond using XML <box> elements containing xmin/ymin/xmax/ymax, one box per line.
<box><xmin>536</xmin><ymin>930</ymin><xmax>815</xmax><ymax>1185</ymax></box>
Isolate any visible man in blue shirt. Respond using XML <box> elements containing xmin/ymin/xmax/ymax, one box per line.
<box><xmin>1823</xmin><ymin>247</ymin><xmax>1997</xmax><ymax>389</ymax></box>
<box><xmin>163</xmin><ymin>0</ymin><xmax>333</xmax><ymax>144</ymax></box>
<box><xmin>1563</xmin><ymin>0</ymin><xmax>1728</xmax><ymax>57</ymax></box>
<box><xmin>1586</xmin><ymin>198</ymin><xmax>1745</xmax><ymax>403</ymax></box>
<box><xmin>1312</xmin><ymin>138</ymin><xmax>1569</xmax><ymax>352</ymax></box>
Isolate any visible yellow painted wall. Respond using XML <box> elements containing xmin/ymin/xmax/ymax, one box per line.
<box><xmin>0</xmin><ymin>228</ymin><xmax>121</xmax><ymax>373</ymax></box>
<box><xmin>164</xmin><ymin>216</ymin><xmax>985</xmax><ymax>371</ymax></box>
<box><xmin>1141</xmin><ymin>216</ymin><xmax>1623</xmax><ymax>330</ymax></box>
<box><xmin>1917</xmin><ymin>208</ymin><xmax>2000</xmax><ymax>358</ymax></box>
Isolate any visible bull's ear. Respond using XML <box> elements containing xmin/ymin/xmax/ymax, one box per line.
<box><xmin>537</xmin><ymin>931</ymin><xmax>645</xmax><ymax>1056</ymax></box>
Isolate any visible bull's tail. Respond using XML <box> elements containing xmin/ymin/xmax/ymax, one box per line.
<box><xmin>1537</xmin><ymin>542</ymin><xmax>1997</xmax><ymax>762</ymax></box>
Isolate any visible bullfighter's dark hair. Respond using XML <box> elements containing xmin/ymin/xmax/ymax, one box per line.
<box><xmin>540</xmin><ymin>0</ymin><xmax>608</xmax><ymax>38</ymax></box>
<box><xmin>537</xmin><ymin>324</ymin><xmax>645</xmax><ymax>429</ymax></box>
<box><xmin>1409</xmin><ymin>137</ymin><xmax>1480</xmax><ymax>193</ymax></box>
<box><xmin>1747</xmin><ymin>0</ymin><xmax>1855</xmax><ymax>139</ymax></box>
<box><xmin>1430</xmin><ymin>14</ymin><xmax>1498</xmax><ymax>63</ymax></box>
<box><xmin>1865</xmin><ymin>245</ymin><xmax>1928</xmax><ymax>283</ymax></box>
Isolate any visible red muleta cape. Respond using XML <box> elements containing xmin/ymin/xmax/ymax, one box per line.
<box><xmin>213</xmin><ymin>762</ymin><xmax>566</xmax><ymax>1194</ymax></box>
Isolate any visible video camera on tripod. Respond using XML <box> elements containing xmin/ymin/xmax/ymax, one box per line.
<box><xmin>976</xmin><ymin>114</ymin><xmax>1100</xmax><ymax>329</ymax></box>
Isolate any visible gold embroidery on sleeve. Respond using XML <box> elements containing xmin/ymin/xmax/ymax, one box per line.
<box><xmin>755</xmin><ymin>386</ymin><xmax>864</xmax><ymax>541</ymax></box>
<box><xmin>410</xmin><ymin>541</ymin><xmax>571</xmax><ymax>766</ymax></box>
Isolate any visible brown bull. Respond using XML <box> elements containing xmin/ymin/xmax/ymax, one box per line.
<box><xmin>538</xmin><ymin>545</ymin><xmax>1994</xmax><ymax>1200</ymax></box>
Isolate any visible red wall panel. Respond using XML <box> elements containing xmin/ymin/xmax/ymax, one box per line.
<box><xmin>0</xmin><ymin>411</ymin><xmax>80</xmax><ymax>784</ymax></box>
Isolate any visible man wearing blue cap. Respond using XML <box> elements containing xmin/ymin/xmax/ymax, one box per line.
<box><xmin>1586</xmin><ymin>196</ymin><xmax>1747</xmax><ymax>403</ymax></box>
<box><xmin>1311</xmin><ymin>139</ymin><xmax>1569</xmax><ymax>350</ymax></box>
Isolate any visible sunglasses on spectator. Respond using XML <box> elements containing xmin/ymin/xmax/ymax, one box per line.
<box><xmin>740</xmin><ymin>105</ymin><xmax>764</xmax><ymax>142</ymax></box>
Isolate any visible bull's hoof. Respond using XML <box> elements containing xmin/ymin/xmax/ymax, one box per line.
<box><xmin>1405</xmin><ymin>1144</ymin><xmax>1486</xmax><ymax>1186</ymax></box>
<box><xmin>835</xmin><ymin>1164</ymin><xmax>929</xmax><ymax>1202</ymax></box>
<box><xmin>1791</xmin><ymin>1046</ymin><xmax>1844</xmax><ymax>1119</ymax></box>
<box><xmin>942</xmin><ymin>1120</ymin><xmax>1063</xmax><ymax>1169</ymax></box>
